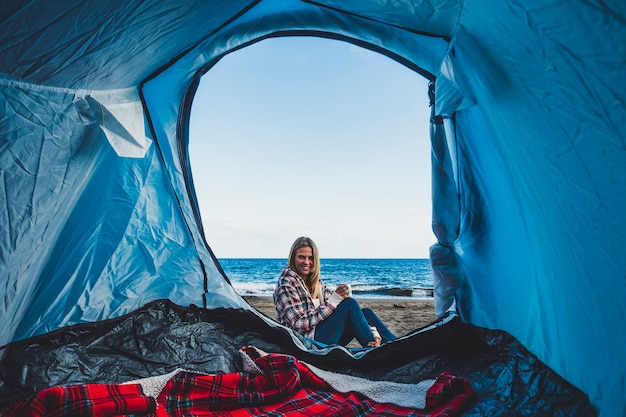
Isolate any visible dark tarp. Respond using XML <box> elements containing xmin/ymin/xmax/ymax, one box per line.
<box><xmin>0</xmin><ymin>299</ymin><xmax>595</xmax><ymax>416</ymax></box>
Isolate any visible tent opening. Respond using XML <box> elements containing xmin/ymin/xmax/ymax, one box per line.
<box><xmin>188</xmin><ymin>36</ymin><xmax>435</xmax><ymax>292</ymax></box>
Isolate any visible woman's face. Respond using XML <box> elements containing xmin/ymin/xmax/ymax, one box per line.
<box><xmin>293</xmin><ymin>246</ymin><xmax>314</xmax><ymax>279</ymax></box>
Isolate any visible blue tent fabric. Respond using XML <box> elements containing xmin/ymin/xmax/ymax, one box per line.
<box><xmin>1</xmin><ymin>1</ymin><xmax>625</xmax><ymax>416</ymax></box>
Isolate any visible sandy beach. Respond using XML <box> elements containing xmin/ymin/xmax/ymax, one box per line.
<box><xmin>244</xmin><ymin>296</ymin><xmax>438</xmax><ymax>341</ymax></box>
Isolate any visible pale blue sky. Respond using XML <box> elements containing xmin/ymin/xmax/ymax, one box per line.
<box><xmin>189</xmin><ymin>36</ymin><xmax>434</xmax><ymax>259</ymax></box>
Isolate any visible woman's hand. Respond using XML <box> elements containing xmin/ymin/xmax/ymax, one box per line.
<box><xmin>335</xmin><ymin>284</ymin><xmax>351</xmax><ymax>298</ymax></box>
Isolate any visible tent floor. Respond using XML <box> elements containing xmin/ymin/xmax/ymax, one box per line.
<box><xmin>0</xmin><ymin>299</ymin><xmax>595</xmax><ymax>416</ymax></box>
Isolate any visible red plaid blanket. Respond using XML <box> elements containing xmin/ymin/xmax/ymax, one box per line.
<box><xmin>4</xmin><ymin>347</ymin><xmax>473</xmax><ymax>417</ymax></box>
<box><xmin>2</xmin><ymin>383</ymin><xmax>154</xmax><ymax>417</ymax></box>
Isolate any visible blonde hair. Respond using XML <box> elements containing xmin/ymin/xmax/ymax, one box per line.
<box><xmin>288</xmin><ymin>236</ymin><xmax>321</xmax><ymax>298</ymax></box>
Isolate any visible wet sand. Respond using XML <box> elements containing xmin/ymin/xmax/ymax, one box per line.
<box><xmin>243</xmin><ymin>296</ymin><xmax>437</xmax><ymax>340</ymax></box>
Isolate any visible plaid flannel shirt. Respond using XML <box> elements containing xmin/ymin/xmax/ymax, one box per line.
<box><xmin>273</xmin><ymin>266</ymin><xmax>336</xmax><ymax>338</ymax></box>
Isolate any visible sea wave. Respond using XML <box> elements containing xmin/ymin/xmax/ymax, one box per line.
<box><xmin>222</xmin><ymin>258</ymin><xmax>434</xmax><ymax>300</ymax></box>
<box><xmin>231</xmin><ymin>282</ymin><xmax>433</xmax><ymax>299</ymax></box>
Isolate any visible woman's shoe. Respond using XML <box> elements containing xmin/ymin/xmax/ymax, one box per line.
<box><xmin>368</xmin><ymin>336</ymin><xmax>382</xmax><ymax>347</ymax></box>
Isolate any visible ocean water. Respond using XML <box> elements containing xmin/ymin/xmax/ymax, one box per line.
<box><xmin>218</xmin><ymin>258</ymin><xmax>433</xmax><ymax>299</ymax></box>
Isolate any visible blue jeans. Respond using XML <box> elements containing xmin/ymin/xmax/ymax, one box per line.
<box><xmin>314</xmin><ymin>298</ymin><xmax>396</xmax><ymax>347</ymax></box>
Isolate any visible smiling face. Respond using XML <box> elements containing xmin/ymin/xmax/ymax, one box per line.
<box><xmin>293</xmin><ymin>246</ymin><xmax>314</xmax><ymax>279</ymax></box>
